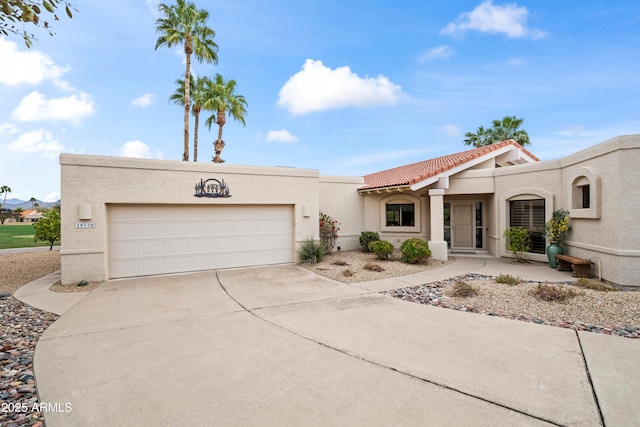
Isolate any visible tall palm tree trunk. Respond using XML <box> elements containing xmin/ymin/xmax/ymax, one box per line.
<box><xmin>193</xmin><ymin>110</ymin><xmax>200</xmax><ymax>162</ymax></box>
<box><xmin>182</xmin><ymin>40</ymin><xmax>192</xmax><ymax>161</ymax></box>
<box><xmin>213</xmin><ymin>111</ymin><xmax>226</xmax><ymax>163</ymax></box>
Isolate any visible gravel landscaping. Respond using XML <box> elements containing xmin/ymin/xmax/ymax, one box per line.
<box><xmin>304</xmin><ymin>251</ymin><xmax>640</xmax><ymax>338</ymax></box>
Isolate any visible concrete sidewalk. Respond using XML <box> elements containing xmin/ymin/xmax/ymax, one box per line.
<box><xmin>13</xmin><ymin>271</ymin><xmax>88</xmax><ymax>315</ymax></box>
<box><xmin>32</xmin><ymin>258</ymin><xmax>640</xmax><ymax>426</ymax></box>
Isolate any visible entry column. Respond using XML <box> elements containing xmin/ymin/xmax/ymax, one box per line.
<box><xmin>428</xmin><ymin>189</ymin><xmax>448</xmax><ymax>261</ymax></box>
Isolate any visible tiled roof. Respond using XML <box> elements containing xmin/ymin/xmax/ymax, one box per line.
<box><xmin>360</xmin><ymin>140</ymin><xmax>539</xmax><ymax>191</ymax></box>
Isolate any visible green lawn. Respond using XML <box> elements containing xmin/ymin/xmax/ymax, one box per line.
<box><xmin>0</xmin><ymin>224</ymin><xmax>61</xmax><ymax>250</ymax></box>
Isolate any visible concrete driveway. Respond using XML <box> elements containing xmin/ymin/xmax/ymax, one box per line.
<box><xmin>35</xmin><ymin>264</ymin><xmax>640</xmax><ymax>426</ymax></box>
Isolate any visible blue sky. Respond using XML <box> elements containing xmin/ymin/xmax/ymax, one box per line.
<box><xmin>1</xmin><ymin>0</ymin><xmax>639</xmax><ymax>202</ymax></box>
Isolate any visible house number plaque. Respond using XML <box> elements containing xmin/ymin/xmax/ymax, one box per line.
<box><xmin>194</xmin><ymin>178</ymin><xmax>231</xmax><ymax>198</ymax></box>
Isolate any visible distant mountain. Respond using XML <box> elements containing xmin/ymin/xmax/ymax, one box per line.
<box><xmin>2</xmin><ymin>198</ymin><xmax>61</xmax><ymax>210</ymax></box>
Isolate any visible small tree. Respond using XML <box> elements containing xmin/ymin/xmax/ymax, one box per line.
<box><xmin>319</xmin><ymin>212</ymin><xmax>339</xmax><ymax>252</ymax></box>
<box><xmin>503</xmin><ymin>226</ymin><xmax>530</xmax><ymax>263</ymax></box>
<box><xmin>33</xmin><ymin>209</ymin><xmax>61</xmax><ymax>250</ymax></box>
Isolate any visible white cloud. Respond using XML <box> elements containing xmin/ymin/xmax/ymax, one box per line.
<box><xmin>8</xmin><ymin>129</ymin><xmax>65</xmax><ymax>158</ymax></box>
<box><xmin>441</xmin><ymin>124</ymin><xmax>461</xmax><ymax>137</ymax></box>
<box><xmin>11</xmin><ymin>91</ymin><xmax>96</xmax><ymax>125</ymax></box>
<box><xmin>418</xmin><ymin>45</ymin><xmax>455</xmax><ymax>62</ymax></box>
<box><xmin>120</xmin><ymin>140</ymin><xmax>163</xmax><ymax>159</ymax></box>
<box><xmin>131</xmin><ymin>93</ymin><xmax>157</xmax><ymax>108</ymax></box>
<box><xmin>0</xmin><ymin>123</ymin><xmax>18</xmax><ymax>135</ymax></box>
<box><xmin>440</xmin><ymin>1</ymin><xmax>546</xmax><ymax>39</ymax></box>
<box><xmin>44</xmin><ymin>192</ymin><xmax>60</xmax><ymax>203</ymax></box>
<box><xmin>337</xmin><ymin>148</ymin><xmax>435</xmax><ymax>168</ymax></box>
<box><xmin>266</xmin><ymin>129</ymin><xmax>299</xmax><ymax>143</ymax></box>
<box><xmin>277</xmin><ymin>59</ymin><xmax>404</xmax><ymax>115</ymax></box>
<box><xmin>0</xmin><ymin>38</ymin><xmax>71</xmax><ymax>89</ymax></box>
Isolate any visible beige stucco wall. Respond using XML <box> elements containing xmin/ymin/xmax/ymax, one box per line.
<box><xmin>318</xmin><ymin>176</ymin><xmax>365</xmax><ymax>251</ymax></box>
<box><xmin>494</xmin><ymin>135</ymin><xmax>640</xmax><ymax>286</ymax></box>
<box><xmin>60</xmin><ymin>154</ymin><xmax>325</xmax><ymax>284</ymax></box>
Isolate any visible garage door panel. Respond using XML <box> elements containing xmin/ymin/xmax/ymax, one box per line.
<box><xmin>109</xmin><ymin>205</ymin><xmax>293</xmax><ymax>278</ymax></box>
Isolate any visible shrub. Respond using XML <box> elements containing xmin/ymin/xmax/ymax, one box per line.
<box><xmin>448</xmin><ymin>281</ymin><xmax>478</xmax><ymax>298</ymax></box>
<box><xmin>503</xmin><ymin>226</ymin><xmax>530</xmax><ymax>263</ymax></box>
<box><xmin>530</xmin><ymin>284</ymin><xmax>581</xmax><ymax>302</ymax></box>
<box><xmin>359</xmin><ymin>231</ymin><xmax>380</xmax><ymax>253</ymax></box>
<box><xmin>319</xmin><ymin>212</ymin><xmax>340</xmax><ymax>252</ymax></box>
<box><xmin>369</xmin><ymin>240</ymin><xmax>394</xmax><ymax>260</ymax></box>
<box><xmin>400</xmin><ymin>238</ymin><xmax>431</xmax><ymax>264</ymax></box>
<box><xmin>495</xmin><ymin>274</ymin><xmax>523</xmax><ymax>286</ymax></box>
<box><xmin>342</xmin><ymin>269</ymin><xmax>354</xmax><ymax>277</ymax></box>
<box><xmin>363</xmin><ymin>262</ymin><xmax>385</xmax><ymax>272</ymax></box>
<box><xmin>331</xmin><ymin>260</ymin><xmax>349</xmax><ymax>266</ymax></box>
<box><xmin>297</xmin><ymin>238</ymin><xmax>328</xmax><ymax>264</ymax></box>
<box><xmin>573</xmin><ymin>278</ymin><xmax>619</xmax><ymax>292</ymax></box>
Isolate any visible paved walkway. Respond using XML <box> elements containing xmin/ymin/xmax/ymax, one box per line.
<box><xmin>17</xmin><ymin>257</ymin><xmax>640</xmax><ymax>426</ymax></box>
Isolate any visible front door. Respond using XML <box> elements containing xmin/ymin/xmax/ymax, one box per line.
<box><xmin>452</xmin><ymin>203</ymin><xmax>474</xmax><ymax>248</ymax></box>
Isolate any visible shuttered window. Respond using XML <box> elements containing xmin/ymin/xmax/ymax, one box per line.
<box><xmin>510</xmin><ymin>199</ymin><xmax>545</xmax><ymax>254</ymax></box>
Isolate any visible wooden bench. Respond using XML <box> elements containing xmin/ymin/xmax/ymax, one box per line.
<box><xmin>555</xmin><ymin>254</ymin><xmax>594</xmax><ymax>277</ymax></box>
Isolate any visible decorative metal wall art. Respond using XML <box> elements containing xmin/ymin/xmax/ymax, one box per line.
<box><xmin>194</xmin><ymin>178</ymin><xmax>231</xmax><ymax>198</ymax></box>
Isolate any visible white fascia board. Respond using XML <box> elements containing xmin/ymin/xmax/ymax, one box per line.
<box><xmin>409</xmin><ymin>145</ymin><xmax>520</xmax><ymax>192</ymax></box>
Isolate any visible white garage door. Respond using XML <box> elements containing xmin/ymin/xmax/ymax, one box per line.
<box><xmin>109</xmin><ymin>204</ymin><xmax>293</xmax><ymax>278</ymax></box>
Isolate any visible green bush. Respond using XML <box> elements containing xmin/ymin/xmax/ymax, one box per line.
<box><xmin>359</xmin><ymin>231</ymin><xmax>380</xmax><ymax>252</ymax></box>
<box><xmin>297</xmin><ymin>238</ymin><xmax>328</xmax><ymax>264</ymax></box>
<box><xmin>400</xmin><ymin>238</ymin><xmax>431</xmax><ymax>264</ymax></box>
<box><xmin>495</xmin><ymin>274</ymin><xmax>523</xmax><ymax>286</ymax></box>
<box><xmin>369</xmin><ymin>240</ymin><xmax>394</xmax><ymax>260</ymax></box>
<box><xmin>503</xmin><ymin>226</ymin><xmax>530</xmax><ymax>263</ymax></box>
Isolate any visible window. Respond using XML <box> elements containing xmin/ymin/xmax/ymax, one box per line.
<box><xmin>570</xmin><ymin>171</ymin><xmax>599</xmax><ymax>218</ymax></box>
<box><xmin>386</xmin><ymin>204</ymin><xmax>414</xmax><ymax>227</ymax></box>
<box><xmin>444</xmin><ymin>203</ymin><xmax>451</xmax><ymax>247</ymax></box>
<box><xmin>581</xmin><ymin>184</ymin><xmax>590</xmax><ymax>208</ymax></box>
<box><xmin>475</xmin><ymin>202</ymin><xmax>483</xmax><ymax>249</ymax></box>
<box><xmin>510</xmin><ymin>199</ymin><xmax>545</xmax><ymax>254</ymax></box>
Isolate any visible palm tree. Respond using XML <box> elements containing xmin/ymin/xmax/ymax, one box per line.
<box><xmin>490</xmin><ymin>116</ymin><xmax>530</xmax><ymax>146</ymax></box>
<box><xmin>463</xmin><ymin>125</ymin><xmax>491</xmax><ymax>148</ymax></box>
<box><xmin>204</xmin><ymin>74</ymin><xmax>248</xmax><ymax>163</ymax></box>
<box><xmin>155</xmin><ymin>0</ymin><xmax>218</xmax><ymax>161</ymax></box>
<box><xmin>29</xmin><ymin>197</ymin><xmax>36</xmax><ymax>209</ymax></box>
<box><xmin>170</xmin><ymin>74</ymin><xmax>209</xmax><ymax>162</ymax></box>
<box><xmin>0</xmin><ymin>186</ymin><xmax>11</xmax><ymax>209</ymax></box>
<box><xmin>463</xmin><ymin>115</ymin><xmax>531</xmax><ymax>147</ymax></box>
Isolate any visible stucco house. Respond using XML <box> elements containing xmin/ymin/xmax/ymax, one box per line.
<box><xmin>59</xmin><ymin>134</ymin><xmax>640</xmax><ymax>287</ymax></box>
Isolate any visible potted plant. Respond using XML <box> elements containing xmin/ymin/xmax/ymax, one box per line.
<box><xmin>543</xmin><ymin>209</ymin><xmax>570</xmax><ymax>268</ymax></box>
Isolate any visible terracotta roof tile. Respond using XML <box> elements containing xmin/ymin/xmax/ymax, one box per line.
<box><xmin>360</xmin><ymin>140</ymin><xmax>539</xmax><ymax>191</ymax></box>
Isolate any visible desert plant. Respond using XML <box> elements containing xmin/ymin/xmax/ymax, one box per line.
<box><xmin>448</xmin><ymin>281</ymin><xmax>478</xmax><ymax>298</ymax></box>
<box><xmin>543</xmin><ymin>209</ymin><xmax>570</xmax><ymax>243</ymax></box>
<box><xmin>530</xmin><ymin>284</ymin><xmax>581</xmax><ymax>302</ymax></box>
<box><xmin>342</xmin><ymin>269</ymin><xmax>354</xmax><ymax>277</ymax></box>
<box><xmin>495</xmin><ymin>274</ymin><xmax>523</xmax><ymax>286</ymax></box>
<box><xmin>319</xmin><ymin>212</ymin><xmax>340</xmax><ymax>252</ymax></box>
<box><xmin>297</xmin><ymin>238</ymin><xmax>328</xmax><ymax>264</ymax></box>
<box><xmin>503</xmin><ymin>226</ymin><xmax>530</xmax><ymax>262</ymax></box>
<box><xmin>400</xmin><ymin>238</ymin><xmax>431</xmax><ymax>264</ymax></box>
<box><xmin>369</xmin><ymin>240</ymin><xmax>394</xmax><ymax>260</ymax></box>
<box><xmin>573</xmin><ymin>278</ymin><xmax>619</xmax><ymax>292</ymax></box>
<box><xmin>359</xmin><ymin>231</ymin><xmax>380</xmax><ymax>253</ymax></box>
<box><xmin>363</xmin><ymin>262</ymin><xmax>385</xmax><ymax>272</ymax></box>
